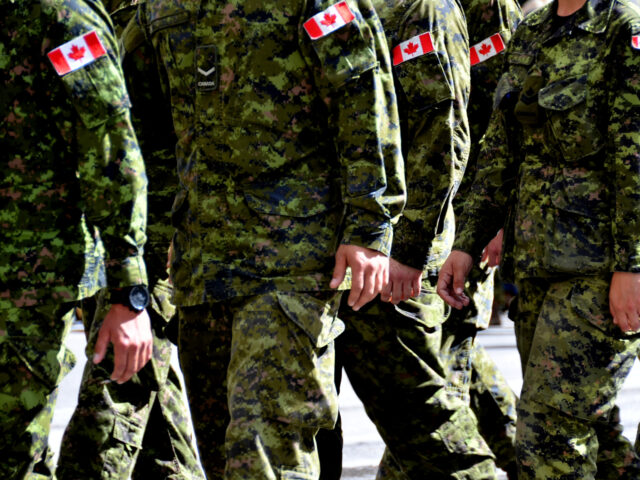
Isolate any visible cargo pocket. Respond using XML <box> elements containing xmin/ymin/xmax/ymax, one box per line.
<box><xmin>436</xmin><ymin>408</ymin><xmax>493</xmax><ymax>457</ymax></box>
<box><xmin>307</xmin><ymin>3</ymin><xmax>377</xmax><ymax>87</ymax></box>
<box><xmin>393</xmin><ymin>32</ymin><xmax>453</xmax><ymax>110</ymax></box>
<box><xmin>569</xmin><ymin>277</ymin><xmax>616</xmax><ymax>335</ymax></box>
<box><xmin>538</xmin><ymin>74</ymin><xmax>604</xmax><ymax>162</ymax></box>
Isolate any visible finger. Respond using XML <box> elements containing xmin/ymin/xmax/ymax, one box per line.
<box><xmin>437</xmin><ymin>273</ymin><xmax>464</xmax><ymax>310</ymax></box>
<box><xmin>352</xmin><ymin>267</ymin><xmax>376</xmax><ymax>311</ymax></box>
<box><xmin>380</xmin><ymin>279</ymin><xmax>393</xmax><ymax>303</ymax></box>
<box><xmin>330</xmin><ymin>249</ymin><xmax>347</xmax><ymax>289</ymax></box>
<box><xmin>348</xmin><ymin>263</ymin><xmax>364</xmax><ymax>308</ymax></box>
<box><xmin>93</xmin><ymin>325</ymin><xmax>110</xmax><ymax>365</ymax></box>
<box><xmin>392</xmin><ymin>277</ymin><xmax>403</xmax><ymax>305</ymax></box>
<box><xmin>412</xmin><ymin>275</ymin><xmax>421</xmax><ymax>298</ymax></box>
<box><xmin>111</xmin><ymin>342</ymin><xmax>128</xmax><ymax>382</ymax></box>
<box><xmin>118</xmin><ymin>346</ymin><xmax>139</xmax><ymax>384</ymax></box>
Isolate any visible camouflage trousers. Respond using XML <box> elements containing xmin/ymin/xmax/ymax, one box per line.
<box><xmin>331</xmin><ymin>277</ymin><xmax>497</xmax><ymax>479</ymax></box>
<box><xmin>0</xmin><ymin>302</ymin><xmax>76</xmax><ymax>480</ymax></box>
<box><xmin>56</xmin><ymin>280</ymin><xmax>203</xmax><ymax>480</ymax></box>
<box><xmin>513</xmin><ymin>276</ymin><xmax>640</xmax><ymax>479</ymax></box>
<box><xmin>177</xmin><ymin>291</ymin><xmax>344</xmax><ymax>479</ymax></box>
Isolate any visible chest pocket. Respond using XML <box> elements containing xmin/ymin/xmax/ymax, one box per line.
<box><xmin>538</xmin><ymin>74</ymin><xmax>604</xmax><ymax>162</ymax></box>
<box><xmin>59</xmin><ymin>55</ymin><xmax>131</xmax><ymax>129</ymax></box>
<box><xmin>394</xmin><ymin>43</ymin><xmax>452</xmax><ymax>110</ymax></box>
<box><xmin>307</xmin><ymin>4</ymin><xmax>378</xmax><ymax>87</ymax></box>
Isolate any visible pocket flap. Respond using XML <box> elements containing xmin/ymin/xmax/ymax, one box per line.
<box><xmin>538</xmin><ymin>75</ymin><xmax>587</xmax><ymax>111</ymax></box>
<box><xmin>276</xmin><ymin>292</ymin><xmax>344</xmax><ymax>348</ymax></box>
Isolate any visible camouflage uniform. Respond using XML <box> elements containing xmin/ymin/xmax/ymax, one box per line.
<box><xmin>321</xmin><ymin>0</ymin><xmax>500</xmax><ymax>477</ymax></box>
<box><xmin>457</xmin><ymin>0</ymin><xmax>522</xmax><ymax>476</ymax></box>
<box><xmin>453</xmin><ymin>0</ymin><xmax>640</xmax><ymax>476</ymax></box>
<box><xmin>56</xmin><ymin>3</ymin><xmax>203</xmax><ymax>479</ymax></box>
<box><xmin>135</xmin><ymin>0</ymin><xmax>405</xmax><ymax>477</ymax></box>
<box><xmin>0</xmin><ymin>0</ymin><xmax>147</xmax><ymax>477</ymax></box>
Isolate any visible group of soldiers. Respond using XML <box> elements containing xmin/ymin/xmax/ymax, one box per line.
<box><xmin>2</xmin><ymin>0</ymin><xmax>640</xmax><ymax>478</ymax></box>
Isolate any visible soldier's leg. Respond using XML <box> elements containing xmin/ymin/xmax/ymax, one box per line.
<box><xmin>516</xmin><ymin>277</ymin><xmax>640</xmax><ymax>480</ymax></box>
<box><xmin>131</xmin><ymin>278</ymin><xmax>204</xmax><ymax>480</ymax></box>
<box><xmin>57</xmin><ymin>293</ymin><xmax>158</xmax><ymax>479</ymax></box>
<box><xmin>177</xmin><ymin>302</ymin><xmax>231</xmax><ymax>478</ymax></box>
<box><xmin>339</xmin><ymin>278</ymin><xmax>496</xmax><ymax>479</ymax></box>
<box><xmin>470</xmin><ymin>346</ymin><xmax>518</xmax><ymax>478</ymax></box>
<box><xmin>224</xmin><ymin>292</ymin><xmax>343</xmax><ymax>479</ymax></box>
<box><xmin>0</xmin><ymin>303</ymin><xmax>75</xmax><ymax>479</ymax></box>
<box><xmin>464</xmin><ymin>265</ymin><xmax>518</xmax><ymax>478</ymax></box>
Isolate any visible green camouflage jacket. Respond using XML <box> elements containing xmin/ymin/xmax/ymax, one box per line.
<box><xmin>457</xmin><ymin>0</ymin><xmax>522</xmax><ymax>215</ymax></box>
<box><xmin>136</xmin><ymin>0</ymin><xmax>406</xmax><ymax>305</ymax></box>
<box><xmin>454</xmin><ymin>0</ymin><xmax>640</xmax><ymax>278</ymax></box>
<box><xmin>373</xmin><ymin>0</ymin><xmax>470</xmax><ymax>274</ymax></box>
<box><xmin>1</xmin><ymin>0</ymin><xmax>147</xmax><ymax>309</ymax></box>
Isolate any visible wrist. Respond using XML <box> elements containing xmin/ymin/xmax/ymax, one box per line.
<box><xmin>109</xmin><ymin>285</ymin><xmax>150</xmax><ymax>313</ymax></box>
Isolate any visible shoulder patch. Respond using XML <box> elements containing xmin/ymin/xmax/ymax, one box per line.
<box><xmin>633</xmin><ymin>35</ymin><xmax>640</xmax><ymax>48</ymax></box>
<box><xmin>392</xmin><ymin>32</ymin><xmax>434</xmax><ymax>66</ymax></box>
<box><xmin>303</xmin><ymin>1</ymin><xmax>355</xmax><ymax>40</ymax></box>
<box><xmin>470</xmin><ymin>33</ymin><xmax>505</xmax><ymax>66</ymax></box>
<box><xmin>47</xmin><ymin>30</ymin><xmax>107</xmax><ymax>76</ymax></box>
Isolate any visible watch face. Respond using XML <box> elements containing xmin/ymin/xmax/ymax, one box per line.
<box><xmin>129</xmin><ymin>285</ymin><xmax>150</xmax><ymax>311</ymax></box>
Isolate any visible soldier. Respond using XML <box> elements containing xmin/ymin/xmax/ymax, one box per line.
<box><xmin>55</xmin><ymin>2</ymin><xmax>204</xmax><ymax>479</ymax></box>
<box><xmin>133</xmin><ymin>0</ymin><xmax>406</xmax><ymax>477</ymax></box>
<box><xmin>0</xmin><ymin>0</ymin><xmax>151</xmax><ymax>477</ymax></box>
<box><xmin>457</xmin><ymin>0</ymin><xmax>522</xmax><ymax>477</ymax></box>
<box><xmin>317</xmin><ymin>0</ymin><xmax>506</xmax><ymax>476</ymax></box>
<box><xmin>437</xmin><ymin>0</ymin><xmax>640</xmax><ymax>476</ymax></box>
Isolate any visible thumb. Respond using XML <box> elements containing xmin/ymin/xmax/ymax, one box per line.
<box><xmin>93</xmin><ymin>323</ymin><xmax>111</xmax><ymax>364</ymax></box>
<box><xmin>330</xmin><ymin>248</ymin><xmax>347</xmax><ymax>289</ymax></box>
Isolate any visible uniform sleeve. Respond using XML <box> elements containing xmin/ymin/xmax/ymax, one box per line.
<box><xmin>391</xmin><ymin>0</ymin><xmax>471</xmax><ymax>269</ymax></box>
<box><xmin>306</xmin><ymin>0</ymin><xmax>406</xmax><ymax>256</ymax></box>
<box><xmin>453</xmin><ymin>97</ymin><xmax>518</xmax><ymax>260</ymax></box>
<box><xmin>609</xmin><ymin>19</ymin><xmax>640</xmax><ymax>272</ymax></box>
<box><xmin>62</xmin><ymin>0</ymin><xmax>148</xmax><ymax>288</ymax></box>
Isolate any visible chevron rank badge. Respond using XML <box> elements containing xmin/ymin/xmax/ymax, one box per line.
<box><xmin>47</xmin><ymin>30</ymin><xmax>107</xmax><ymax>76</ymax></box>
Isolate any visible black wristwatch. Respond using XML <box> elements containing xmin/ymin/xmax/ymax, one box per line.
<box><xmin>110</xmin><ymin>285</ymin><xmax>150</xmax><ymax>313</ymax></box>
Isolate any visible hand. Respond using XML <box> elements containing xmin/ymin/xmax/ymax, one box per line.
<box><xmin>380</xmin><ymin>258</ymin><xmax>422</xmax><ymax>304</ymax></box>
<box><xmin>437</xmin><ymin>250</ymin><xmax>473</xmax><ymax>310</ymax></box>
<box><xmin>481</xmin><ymin>229</ymin><xmax>503</xmax><ymax>267</ymax></box>
<box><xmin>330</xmin><ymin>244</ymin><xmax>389</xmax><ymax>311</ymax></box>
<box><xmin>93</xmin><ymin>304</ymin><xmax>153</xmax><ymax>384</ymax></box>
<box><xmin>609</xmin><ymin>272</ymin><xmax>640</xmax><ymax>333</ymax></box>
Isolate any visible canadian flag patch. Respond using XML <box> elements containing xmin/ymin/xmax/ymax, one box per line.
<box><xmin>47</xmin><ymin>30</ymin><xmax>107</xmax><ymax>76</ymax></box>
<box><xmin>392</xmin><ymin>32</ymin><xmax>434</xmax><ymax>66</ymax></box>
<box><xmin>632</xmin><ymin>35</ymin><xmax>640</xmax><ymax>49</ymax></box>
<box><xmin>470</xmin><ymin>33</ymin><xmax>505</xmax><ymax>66</ymax></box>
<box><xmin>304</xmin><ymin>1</ymin><xmax>355</xmax><ymax>40</ymax></box>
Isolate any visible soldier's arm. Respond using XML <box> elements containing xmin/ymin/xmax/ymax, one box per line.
<box><xmin>607</xmin><ymin>12</ymin><xmax>640</xmax><ymax>333</ymax></box>
<box><xmin>390</xmin><ymin>0</ymin><xmax>471</xmax><ymax>272</ymax></box>
<box><xmin>305</xmin><ymin>0</ymin><xmax>406</xmax><ymax>309</ymax></box>
<box><xmin>57</xmin><ymin>0</ymin><xmax>152</xmax><ymax>381</ymax></box>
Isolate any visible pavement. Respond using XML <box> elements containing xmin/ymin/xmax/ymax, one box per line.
<box><xmin>50</xmin><ymin>321</ymin><xmax>640</xmax><ymax>479</ymax></box>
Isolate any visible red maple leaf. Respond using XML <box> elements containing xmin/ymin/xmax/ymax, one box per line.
<box><xmin>404</xmin><ymin>42</ymin><xmax>419</xmax><ymax>55</ymax></box>
<box><xmin>478</xmin><ymin>43</ymin><xmax>492</xmax><ymax>56</ymax></box>
<box><xmin>68</xmin><ymin>44</ymin><xmax>86</xmax><ymax>61</ymax></box>
<box><xmin>320</xmin><ymin>12</ymin><xmax>337</xmax><ymax>26</ymax></box>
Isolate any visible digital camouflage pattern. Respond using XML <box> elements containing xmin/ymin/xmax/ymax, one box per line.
<box><xmin>136</xmin><ymin>0</ymin><xmax>405</xmax><ymax>306</ymax></box>
<box><xmin>1</xmin><ymin>0</ymin><xmax>147</xmax><ymax>310</ymax></box>
<box><xmin>177</xmin><ymin>292</ymin><xmax>344</xmax><ymax>478</ymax></box>
<box><xmin>0</xmin><ymin>0</ymin><xmax>147</xmax><ymax>477</ymax></box>
<box><xmin>57</xmin><ymin>2</ymin><xmax>203</xmax><ymax>479</ymax></box>
<box><xmin>319</xmin><ymin>0</ymin><xmax>499</xmax><ymax>477</ymax></box>
<box><xmin>513</xmin><ymin>277</ymin><xmax>640</xmax><ymax>479</ymax></box>
<box><xmin>452</xmin><ymin>0</ymin><xmax>640</xmax><ymax>476</ymax></box>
